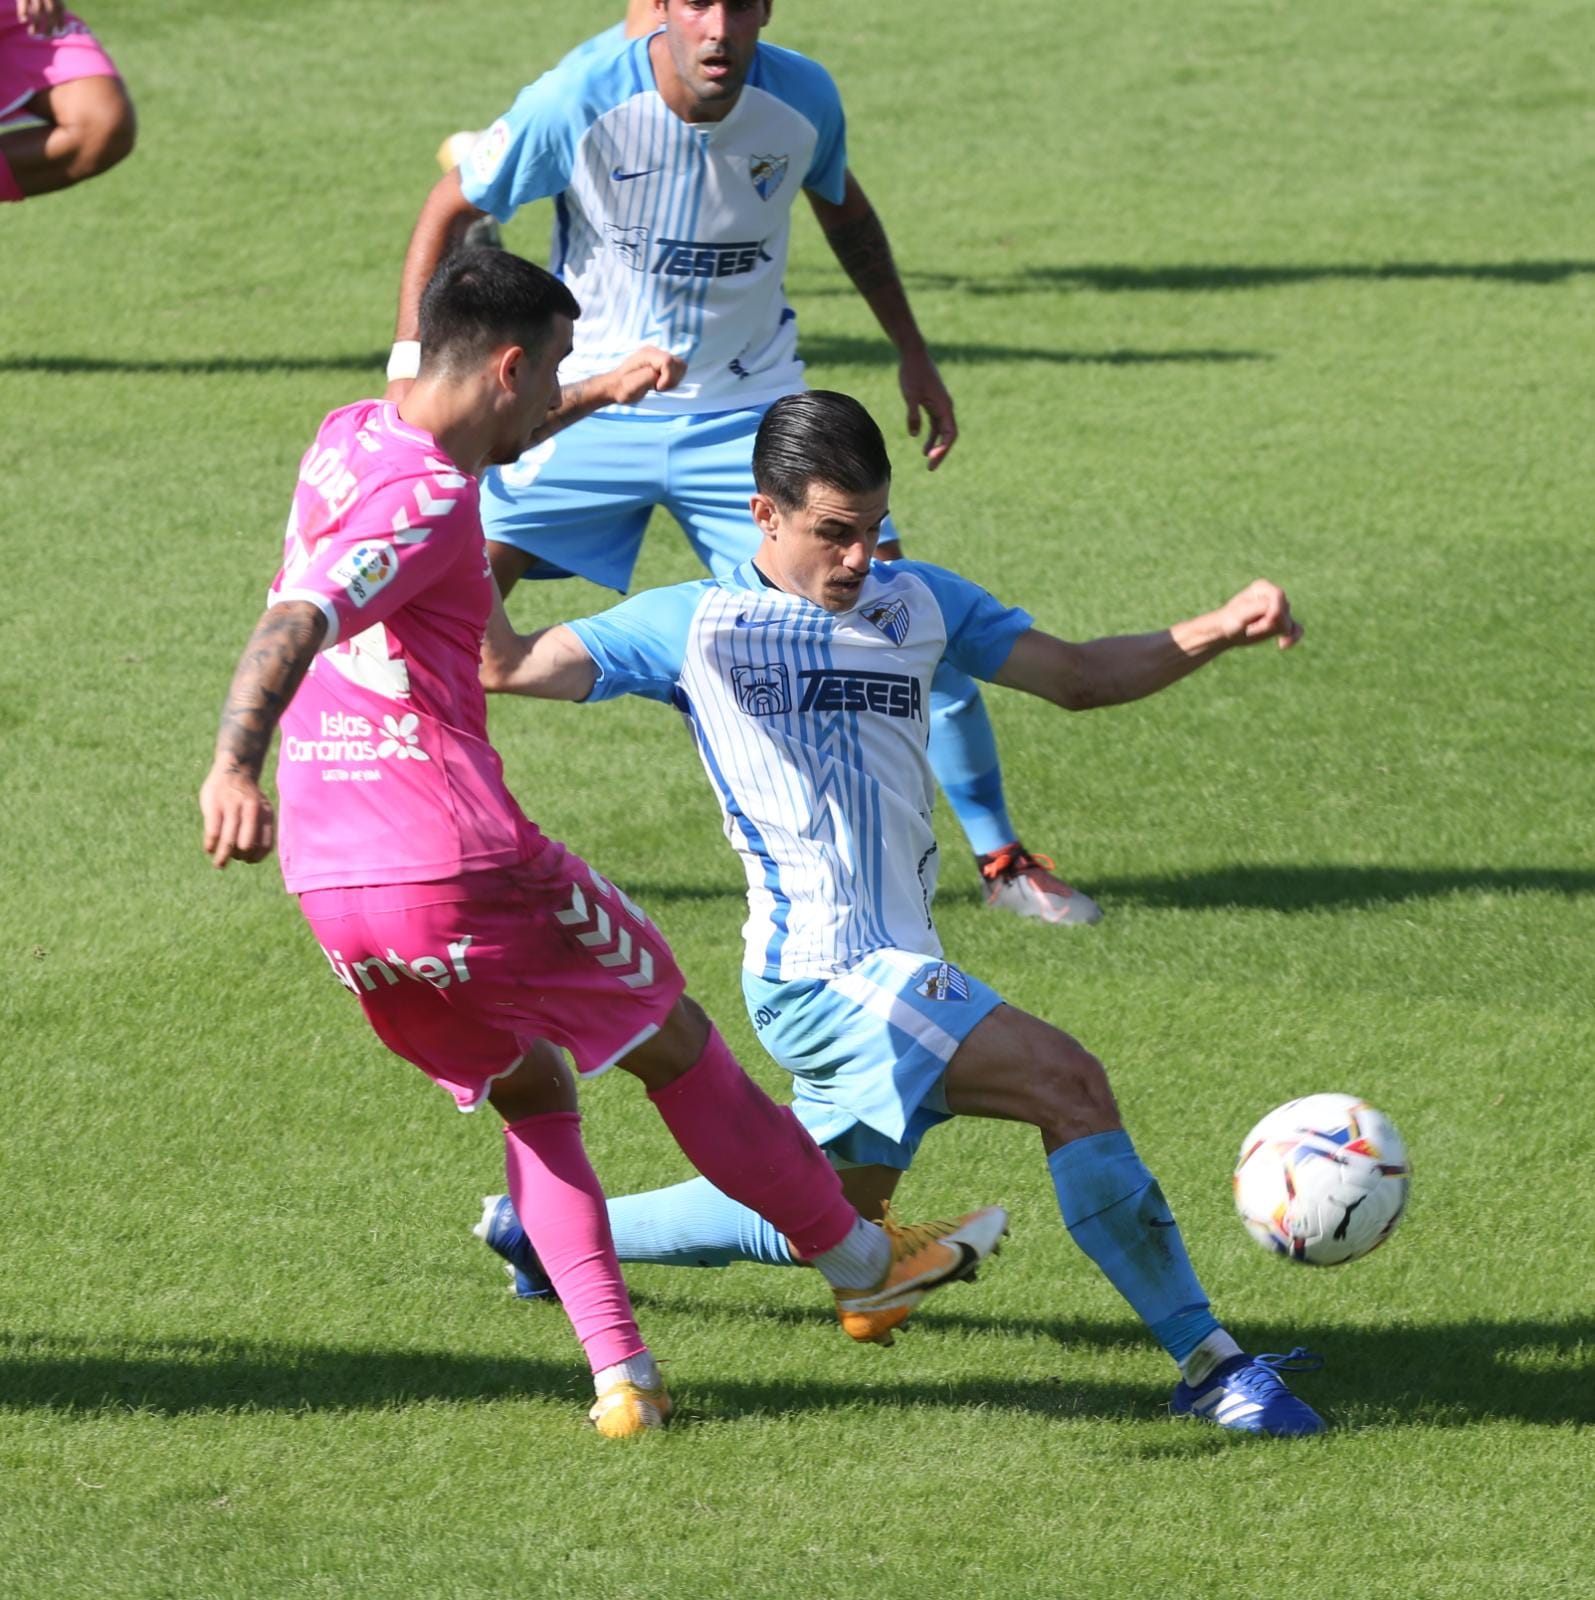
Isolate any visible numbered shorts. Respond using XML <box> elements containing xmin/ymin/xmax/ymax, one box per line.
<box><xmin>742</xmin><ymin>949</ymin><xmax>1004</xmax><ymax>1171</ymax></box>
<box><xmin>1</xmin><ymin>14</ymin><xmax>122</xmax><ymax>118</ymax></box>
<box><xmin>299</xmin><ymin>843</ymin><xmax>685</xmax><ymax>1111</ymax></box>
<box><xmin>478</xmin><ymin>404</ymin><xmax>901</xmax><ymax>593</ymax></box>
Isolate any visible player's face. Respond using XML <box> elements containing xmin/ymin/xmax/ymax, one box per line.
<box><xmin>491</xmin><ymin>315</ymin><xmax>574</xmax><ymax>466</ymax></box>
<box><xmin>752</xmin><ymin>479</ymin><xmax>890</xmax><ymax>612</ymax></box>
<box><xmin>656</xmin><ymin>0</ymin><xmax>771</xmax><ymax>117</ymax></box>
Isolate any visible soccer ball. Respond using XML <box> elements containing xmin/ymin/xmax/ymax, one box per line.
<box><xmin>1233</xmin><ymin>1093</ymin><xmax>1411</xmax><ymax>1265</ymax></box>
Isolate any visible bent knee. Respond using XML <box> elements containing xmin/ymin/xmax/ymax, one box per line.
<box><xmin>51</xmin><ymin>80</ymin><xmax>136</xmax><ymax>179</ymax></box>
<box><xmin>81</xmin><ymin>98</ymin><xmax>137</xmax><ymax>175</ymax></box>
<box><xmin>1026</xmin><ymin>1045</ymin><xmax>1121</xmax><ymax>1143</ymax></box>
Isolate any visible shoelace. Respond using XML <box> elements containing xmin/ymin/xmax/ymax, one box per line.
<box><xmin>877</xmin><ymin>1200</ymin><xmax>960</xmax><ymax>1257</ymax></box>
<box><xmin>979</xmin><ymin>845</ymin><xmax>1056</xmax><ymax>882</ymax></box>
<box><xmin>1254</xmin><ymin>1347</ymin><xmax>1325</xmax><ymax>1374</ymax></box>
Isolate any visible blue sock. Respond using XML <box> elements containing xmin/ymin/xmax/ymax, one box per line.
<box><xmin>607</xmin><ymin>1176</ymin><xmax>799</xmax><ymax>1269</ymax></box>
<box><xmin>929</xmin><ymin>663</ymin><xmax>1016</xmax><ymax>858</ymax></box>
<box><xmin>1048</xmin><ymin>1130</ymin><xmax>1221</xmax><ymax>1364</ymax></box>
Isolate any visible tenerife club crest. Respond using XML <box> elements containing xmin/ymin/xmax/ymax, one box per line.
<box><xmin>749</xmin><ymin>153</ymin><xmax>789</xmax><ymax>201</ymax></box>
<box><xmin>732</xmin><ymin>662</ymin><xmax>792</xmax><ymax>716</ymax></box>
<box><xmin>861</xmin><ymin>598</ymin><xmax>910</xmax><ymax>646</ymax></box>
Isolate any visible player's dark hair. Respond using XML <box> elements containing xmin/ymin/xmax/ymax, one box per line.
<box><xmin>753</xmin><ymin>390</ymin><xmax>892</xmax><ymax>512</ymax></box>
<box><xmin>417</xmin><ymin>248</ymin><xmax>581</xmax><ymax>375</ymax></box>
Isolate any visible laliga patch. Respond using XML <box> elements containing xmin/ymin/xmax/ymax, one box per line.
<box><xmin>916</xmin><ymin>961</ymin><xmax>971</xmax><ymax>1002</ymax></box>
<box><xmin>329</xmin><ymin>540</ymin><xmax>397</xmax><ymax>607</ymax></box>
<box><xmin>471</xmin><ymin>118</ymin><xmax>512</xmax><ymax>184</ymax></box>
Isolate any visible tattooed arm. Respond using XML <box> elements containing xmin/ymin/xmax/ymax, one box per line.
<box><xmin>199</xmin><ymin>600</ymin><xmax>328</xmax><ymax>869</ymax></box>
<box><xmin>807</xmin><ymin>171</ymin><xmax>958</xmax><ymax>468</ymax></box>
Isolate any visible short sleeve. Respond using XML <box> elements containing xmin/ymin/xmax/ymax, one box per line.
<box><xmin>756</xmin><ymin>47</ymin><xmax>847</xmax><ymax>204</ymax></box>
<box><xmin>274</xmin><ymin>468</ymin><xmax>478</xmax><ymax>649</ymax></box>
<box><xmin>459</xmin><ymin>73</ymin><xmax>583</xmax><ymax>223</ymax></box>
<box><xmin>901</xmin><ymin>561</ymin><xmax>1033</xmax><ymax>681</ymax></box>
<box><xmin>564</xmin><ymin>582</ymin><xmax>708</xmax><ymax>704</ymax></box>
<box><xmin>801</xmin><ymin>73</ymin><xmax>847</xmax><ymax>204</ymax></box>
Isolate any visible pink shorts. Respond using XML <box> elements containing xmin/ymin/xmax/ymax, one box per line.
<box><xmin>1</xmin><ymin>13</ymin><xmax>121</xmax><ymax>119</ymax></box>
<box><xmin>299</xmin><ymin>841</ymin><xmax>687</xmax><ymax>1112</ymax></box>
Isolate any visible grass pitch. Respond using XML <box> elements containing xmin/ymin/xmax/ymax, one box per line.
<box><xmin>3</xmin><ymin>2</ymin><xmax>1592</xmax><ymax>1596</ymax></box>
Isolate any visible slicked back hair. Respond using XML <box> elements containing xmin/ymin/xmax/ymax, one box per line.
<box><xmin>753</xmin><ymin>390</ymin><xmax>892</xmax><ymax>513</ymax></box>
<box><xmin>417</xmin><ymin>248</ymin><xmax>581</xmax><ymax>378</ymax></box>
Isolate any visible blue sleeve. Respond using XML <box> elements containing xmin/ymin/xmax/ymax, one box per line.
<box><xmin>903</xmin><ymin>562</ymin><xmax>1033</xmax><ymax>681</ymax></box>
<box><xmin>565</xmin><ymin>582</ymin><xmax>706</xmax><ymax>704</ymax></box>
<box><xmin>758</xmin><ymin>47</ymin><xmax>848</xmax><ymax>204</ymax></box>
<box><xmin>459</xmin><ymin>69</ymin><xmax>587</xmax><ymax>223</ymax></box>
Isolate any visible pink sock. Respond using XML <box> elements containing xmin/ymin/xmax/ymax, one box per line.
<box><xmin>647</xmin><ymin>1026</ymin><xmax>857</xmax><ymax>1259</ymax></box>
<box><xmin>0</xmin><ymin>151</ymin><xmax>22</xmax><ymax>203</ymax></box>
<box><xmin>503</xmin><ymin>1111</ymin><xmax>645</xmax><ymax>1374</ymax></box>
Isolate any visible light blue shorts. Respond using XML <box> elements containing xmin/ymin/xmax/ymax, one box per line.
<box><xmin>479</xmin><ymin>404</ymin><xmax>901</xmax><ymax>593</ymax></box>
<box><xmin>742</xmin><ymin>949</ymin><xmax>1004</xmax><ymax>1172</ymax></box>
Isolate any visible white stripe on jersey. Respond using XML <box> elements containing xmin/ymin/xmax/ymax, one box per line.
<box><xmin>676</xmin><ymin>571</ymin><xmax>946</xmax><ymax>980</ymax></box>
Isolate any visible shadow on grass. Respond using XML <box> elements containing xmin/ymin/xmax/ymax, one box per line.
<box><xmin>796</xmin><ymin>259</ymin><xmax>1595</xmax><ymax>298</ymax></box>
<box><xmin>0</xmin><ymin>352</ymin><xmax>386</xmax><ymax>376</ymax></box>
<box><xmin>3</xmin><ymin>1311</ymin><xmax>1585</xmax><ymax>1429</ymax></box>
<box><xmin>799</xmin><ymin>334</ymin><xmax>1271</xmax><ymax>369</ymax></box>
<box><xmin>620</xmin><ymin>866</ymin><xmax>1595</xmax><ymax>916</ymax></box>
<box><xmin>0</xmin><ymin>343</ymin><xmax>1270</xmax><ymax>378</ymax></box>
<box><xmin>936</xmin><ymin>864</ymin><xmax>1595</xmax><ymax>914</ymax></box>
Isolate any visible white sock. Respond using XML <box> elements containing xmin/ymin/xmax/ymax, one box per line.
<box><xmin>1180</xmin><ymin>1329</ymin><xmax>1244</xmax><ymax>1387</ymax></box>
<box><xmin>594</xmin><ymin>1351</ymin><xmax>662</xmax><ymax>1395</ymax></box>
<box><xmin>809</xmin><ymin>1215</ymin><xmax>891</xmax><ymax>1291</ymax></box>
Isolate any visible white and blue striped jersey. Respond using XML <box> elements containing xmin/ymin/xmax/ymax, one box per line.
<box><xmin>459</xmin><ymin>30</ymin><xmax>847</xmax><ymax>415</ymax></box>
<box><xmin>568</xmin><ymin>561</ymin><xmax>1033</xmax><ymax>980</ymax></box>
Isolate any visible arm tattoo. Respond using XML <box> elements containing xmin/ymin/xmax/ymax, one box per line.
<box><xmin>215</xmin><ymin>604</ymin><xmax>327</xmax><ymax>780</ymax></box>
<box><xmin>821</xmin><ymin>208</ymin><xmax>903</xmax><ymax>299</ymax></box>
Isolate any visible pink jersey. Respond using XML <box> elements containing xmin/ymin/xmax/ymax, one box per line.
<box><xmin>0</xmin><ymin>12</ymin><xmax>121</xmax><ymax>120</ymax></box>
<box><xmin>271</xmin><ymin>400</ymin><xmax>540</xmax><ymax>893</ymax></box>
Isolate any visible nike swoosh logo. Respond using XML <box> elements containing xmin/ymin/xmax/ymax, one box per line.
<box><xmin>611</xmin><ymin>166</ymin><xmax>658</xmax><ymax>182</ymax></box>
<box><xmin>734</xmin><ymin>612</ymin><xmax>783</xmax><ymax>628</ymax></box>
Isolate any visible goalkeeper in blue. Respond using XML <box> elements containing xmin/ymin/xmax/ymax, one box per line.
<box><xmin>475</xmin><ymin>391</ymin><xmax>1325</xmax><ymax>1437</ymax></box>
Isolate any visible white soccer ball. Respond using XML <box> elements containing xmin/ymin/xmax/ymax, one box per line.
<box><xmin>1233</xmin><ymin>1093</ymin><xmax>1411</xmax><ymax>1265</ymax></box>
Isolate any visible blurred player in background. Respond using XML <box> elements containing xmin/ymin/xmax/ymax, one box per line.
<box><xmin>0</xmin><ymin>3</ymin><xmax>135</xmax><ymax>200</ymax></box>
<box><xmin>392</xmin><ymin>0</ymin><xmax>1102</xmax><ymax>926</ymax></box>
<box><xmin>473</xmin><ymin>390</ymin><xmax>1327</xmax><ymax>1438</ymax></box>
<box><xmin>198</xmin><ymin>252</ymin><xmax>1007</xmax><ymax>1438</ymax></box>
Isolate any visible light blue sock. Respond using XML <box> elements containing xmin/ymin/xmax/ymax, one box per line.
<box><xmin>929</xmin><ymin>663</ymin><xmax>1017</xmax><ymax>858</ymax></box>
<box><xmin>607</xmin><ymin>1176</ymin><xmax>800</xmax><ymax>1269</ymax></box>
<box><xmin>1048</xmin><ymin>1130</ymin><xmax>1221</xmax><ymax>1364</ymax></box>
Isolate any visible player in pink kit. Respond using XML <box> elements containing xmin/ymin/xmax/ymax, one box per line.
<box><xmin>198</xmin><ymin>248</ymin><xmax>1007</xmax><ymax>1437</ymax></box>
<box><xmin>0</xmin><ymin>5</ymin><xmax>136</xmax><ymax>201</ymax></box>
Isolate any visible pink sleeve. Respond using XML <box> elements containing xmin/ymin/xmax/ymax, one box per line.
<box><xmin>275</xmin><ymin>467</ymin><xmax>477</xmax><ymax>648</ymax></box>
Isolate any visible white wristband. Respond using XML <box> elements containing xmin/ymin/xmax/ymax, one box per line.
<box><xmin>386</xmin><ymin>340</ymin><xmax>421</xmax><ymax>381</ymax></box>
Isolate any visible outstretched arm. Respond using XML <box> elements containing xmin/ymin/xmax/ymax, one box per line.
<box><xmin>479</xmin><ymin>592</ymin><xmax>600</xmax><ymax>700</ymax></box>
<box><xmin>199</xmin><ymin>600</ymin><xmax>329</xmax><ymax>868</ymax></box>
<box><xmin>807</xmin><ymin>171</ymin><xmax>957</xmax><ymax>469</ymax></box>
<box><xmin>992</xmin><ymin>580</ymin><xmax>1303</xmax><ymax>711</ymax></box>
<box><xmin>524</xmin><ymin>346</ymin><xmax>687</xmax><ymax>449</ymax></box>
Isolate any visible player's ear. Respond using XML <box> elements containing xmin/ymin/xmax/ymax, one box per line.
<box><xmin>750</xmin><ymin>492</ymin><xmax>781</xmax><ymax>537</ymax></box>
<box><xmin>495</xmin><ymin>344</ymin><xmax>527</xmax><ymax>396</ymax></box>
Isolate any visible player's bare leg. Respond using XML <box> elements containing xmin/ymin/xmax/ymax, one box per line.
<box><xmin>1</xmin><ymin>76</ymin><xmax>135</xmax><ymax>196</ymax></box>
<box><xmin>940</xmin><ymin>1005</ymin><xmax>1324</xmax><ymax>1435</ymax></box>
